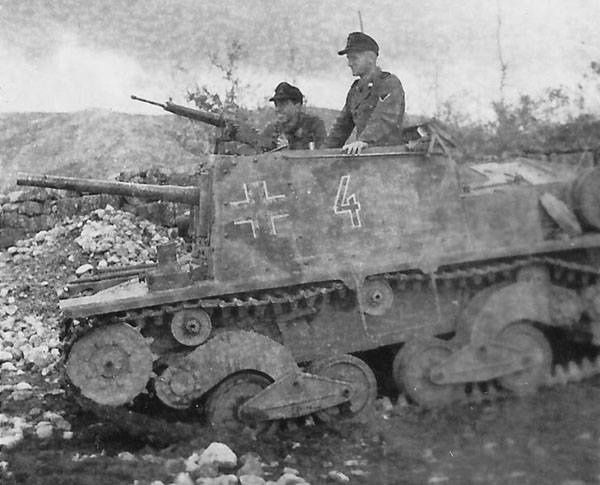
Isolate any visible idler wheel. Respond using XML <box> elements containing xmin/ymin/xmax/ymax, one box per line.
<box><xmin>359</xmin><ymin>279</ymin><xmax>394</xmax><ymax>316</ymax></box>
<box><xmin>171</xmin><ymin>309</ymin><xmax>211</xmax><ymax>346</ymax></box>
<box><xmin>309</xmin><ymin>354</ymin><xmax>377</xmax><ymax>421</ymax></box>
<box><xmin>497</xmin><ymin>323</ymin><xmax>552</xmax><ymax>395</ymax></box>
<box><xmin>393</xmin><ymin>339</ymin><xmax>461</xmax><ymax>407</ymax></box>
<box><xmin>66</xmin><ymin>323</ymin><xmax>153</xmax><ymax>406</ymax></box>
<box><xmin>206</xmin><ymin>372</ymin><xmax>273</xmax><ymax>429</ymax></box>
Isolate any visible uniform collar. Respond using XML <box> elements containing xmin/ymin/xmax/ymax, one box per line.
<box><xmin>358</xmin><ymin>66</ymin><xmax>382</xmax><ymax>89</ymax></box>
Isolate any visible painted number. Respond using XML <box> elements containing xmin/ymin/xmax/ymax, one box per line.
<box><xmin>334</xmin><ymin>175</ymin><xmax>362</xmax><ymax>228</ymax></box>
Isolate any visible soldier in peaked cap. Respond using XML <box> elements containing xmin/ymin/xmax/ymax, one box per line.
<box><xmin>260</xmin><ymin>82</ymin><xmax>326</xmax><ymax>151</ymax></box>
<box><xmin>325</xmin><ymin>32</ymin><xmax>405</xmax><ymax>154</ymax></box>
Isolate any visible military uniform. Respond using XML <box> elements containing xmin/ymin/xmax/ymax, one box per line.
<box><xmin>259</xmin><ymin>82</ymin><xmax>326</xmax><ymax>151</ymax></box>
<box><xmin>260</xmin><ymin>112</ymin><xmax>326</xmax><ymax>151</ymax></box>
<box><xmin>325</xmin><ymin>32</ymin><xmax>405</xmax><ymax>148</ymax></box>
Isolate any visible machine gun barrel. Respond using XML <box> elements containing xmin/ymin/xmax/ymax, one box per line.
<box><xmin>17</xmin><ymin>173</ymin><xmax>200</xmax><ymax>205</ymax></box>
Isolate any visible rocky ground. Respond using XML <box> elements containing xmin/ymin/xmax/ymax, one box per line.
<box><xmin>1</xmin><ymin>210</ymin><xmax>599</xmax><ymax>485</ymax></box>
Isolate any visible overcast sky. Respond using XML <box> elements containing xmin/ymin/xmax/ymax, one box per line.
<box><xmin>1</xmin><ymin>0</ymin><xmax>600</xmax><ymax>119</ymax></box>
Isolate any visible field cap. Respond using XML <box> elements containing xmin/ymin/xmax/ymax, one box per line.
<box><xmin>338</xmin><ymin>32</ymin><xmax>379</xmax><ymax>56</ymax></box>
<box><xmin>269</xmin><ymin>82</ymin><xmax>303</xmax><ymax>104</ymax></box>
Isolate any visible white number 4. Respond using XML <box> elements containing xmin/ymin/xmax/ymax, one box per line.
<box><xmin>334</xmin><ymin>175</ymin><xmax>362</xmax><ymax>228</ymax></box>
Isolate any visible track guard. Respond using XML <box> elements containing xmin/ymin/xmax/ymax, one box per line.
<box><xmin>155</xmin><ymin>331</ymin><xmax>298</xmax><ymax>408</ymax></box>
<box><xmin>468</xmin><ymin>280</ymin><xmax>581</xmax><ymax>345</ymax></box>
<box><xmin>239</xmin><ymin>372</ymin><xmax>352</xmax><ymax>421</ymax></box>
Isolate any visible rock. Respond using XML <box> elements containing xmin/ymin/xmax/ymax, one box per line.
<box><xmin>379</xmin><ymin>396</ymin><xmax>394</xmax><ymax>413</ymax></box>
<box><xmin>428</xmin><ymin>474</ymin><xmax>449</xmax><ymax>483</ymax></box>
<box><xmin>185</xmin><ymin>451</ymin><xmax>203</xmax><ymax>472</ymax></box>
<box><xmin>190</xmin><ymin>463</ymin><xmax>219</xmax><ymax>479</ymax></box>
<box><xmin>14</xmin><ymin>381</ymin><xmax>32</xmax><ymax>391</ymax></box>
<box><xmin>35</xmin><ymin>421</ymin><xmax>54</xmax><ymax>439</ymax></box>
<box><xmin>275</xmin><ymin>473</ymin><xmax>310</xmax><ymax>485</ymax></box>
<box><xmin>239</xmin><ymin>476</ymin><xmax>267</xmax><ymax>485</ymax></box>
<box><xmin>4</xmin><ymin>305</ymin><xmax>17</xmax><ymax>316</ymax></box>
<box><xmin>327</xmin><ymin>471</ymin><xmax>349</xmax><ymax>483</ymax></box>
<box><xmin>62</xmin><ymin>431</ymin><xmax>74</xmax><ymax>440</ymax></box>
<box><xmin>198</xmin><ymin>442</ymin><xmax>237</xmax><ymax>469</ymax></box>
<box><xmin>75</xmin><ymin>263</ymin><xmax>94</xmax><ymax>275</ymax></box>
<box><xmin>237</xmin><ymin>452</ymin><xmax>263</xmax><ymax>477</ymax></box>
<box><xmin>173</xmin><ymin>472</ymin><xmax>195</xmax><ymax>485</ymax></box>
<box><xmin>118</xmin><ymin>451</ymin><xmax>136</xmax><ymax>461</ymax></box>
<box><xmin>283</xmin><ymin>467</ymin><xmax>299</xmax><ymax>476</ymax></box>
<box><xmin>24</xmin><ymin>345</ymin><xmax>53</xmax><ymax>368</ymax></box>
<box><xmin>0</xmin><ymin>350</ymin><xmax>12</xmax><ymax>362</ymax></box>
<box><xmin>210</xmin><ymin>475</ymin><xmax>239</xmax><ymax>485</ymax></box>
<box><xmin>0</xmin><ymin>431</ymin><xmax>24</xmax><ymax>449</ymax></box>
<box><xmin>11</xmin><ymin>389</ymin><xmax>33</xmax><ymax>401</ymax></box>
<box><xmin>150</xmin><ymin>482</ymin><xmax>166</xmax><ymax>485</ymax></box>
<box><xmin>165</xmin><ymin>458</ymin><xmax>185</xmax><ymax>474</ymax></box>
<box><xmin>1</xmin><ymin>362</ymin><xmax>17</xmax><ymax>372</ymax></box>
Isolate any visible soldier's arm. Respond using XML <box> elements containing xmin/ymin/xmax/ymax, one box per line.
<box><xmin>257</xmin><ymin>122</ymin><xmax>280</xmax><ymax>152</ymax></box>
<box><xmin>325</xmin><ymin>102</ymin><xmax>354</xmax><ymax>148</ymax></box>
<box><xmin>358</xmin><ymin>75</ymin><xmax>405</xmax><ymax>145</ymax></box>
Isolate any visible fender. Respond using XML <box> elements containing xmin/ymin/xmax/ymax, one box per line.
<box><xmin>468</xmin><ymin>280</ymin><xmax>582</xmax><ymax>345</ymax></box>
<box><xmin>154</xmin><ymin>330</ymin><xmax>298</xmax><ymax>408</ymax></box>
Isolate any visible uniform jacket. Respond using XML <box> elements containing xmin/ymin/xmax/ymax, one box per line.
<box><xmin>325</xmin><ymin>67</ymin><xmax>405</xmax><ymax>148</ymax></box>
<box><xmin>260</xmin><ymin>111</ymin><xmax>326</xmax><ymax>151</ymax></box>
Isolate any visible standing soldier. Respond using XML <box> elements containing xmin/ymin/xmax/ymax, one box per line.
<box><xmin>325</xmin><ymin>32</ymin><xmax>405</xmax><ymax>154</ymax></box>
<box><xmin>260</xmin><ymin>82</ymin><xmax>326</xmax><ymax>151</ymax></box>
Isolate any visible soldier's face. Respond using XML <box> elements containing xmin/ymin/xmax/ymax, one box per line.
<box><xmin>275</xmin><ymin>100</ymin><xmax>301</xmax><ymax>124</ymax></box>
<box><xmin>346</xmin><ymin>51</ymin><xmax>372</xmax><ymax>76</ymax></box>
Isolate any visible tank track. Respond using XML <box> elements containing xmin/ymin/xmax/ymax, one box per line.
<box><xmin>62</xmin><ymin>255</ymin><xmax>600</xmax><ymax>442</ymax></box>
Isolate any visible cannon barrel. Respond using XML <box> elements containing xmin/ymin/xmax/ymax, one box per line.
<box><xmin>17</xmin><ymin>173</ymin><xmax>200</xmax><ymax>205</ymax></box>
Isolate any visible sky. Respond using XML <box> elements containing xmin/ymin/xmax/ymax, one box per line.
<box><xmin>1</xmin><ymin>0</ymin><xmax>600</xmax><ymax>120</ymax></box>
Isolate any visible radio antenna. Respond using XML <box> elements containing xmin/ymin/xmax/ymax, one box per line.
<box><xmin>358</xmin><ymin>11</ymin><xmax>364</xmax><ymax>32</ymax></box>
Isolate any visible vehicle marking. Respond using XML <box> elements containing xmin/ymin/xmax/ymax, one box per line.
<box><xmin>270</xmin><ymin>213</ymin><xmax>289</xmax><ymax>235</ymax></box>
<box><xmin>334</xmin><ymin>175</ymin><xmax>362</xmax><ymax>228</ymax></box>
<box><xmin>262</xmin><ymin>181</ymin><xmax>286</xmax><ymax>201</ymax></box>
<box><xmin>233</xmin><ymin>218</ymin><xmax>258</xmax><ymax>239</ymax></box>
<box><xmin>229</xmin><ymin>181</ymin><xmax>288</xmax><ymax>239</ymax></box>
<box><xmin>230</xmin><ymin>183</ymin><xmax>251</xmax><ymax>206</ymax></box>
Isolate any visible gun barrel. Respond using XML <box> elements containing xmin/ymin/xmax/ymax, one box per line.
<box><xmin>17</xmin><ymin>173</ymin><xmax>200</xmax><ymax>205</ymax></box>
<box><xmin>163</xmin><ymin>102</ymin><xmax>226</xmax><ymax>128</ymax></box>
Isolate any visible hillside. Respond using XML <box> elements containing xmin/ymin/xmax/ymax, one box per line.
<box><xmin>0</xmin><ymin>106</ymin><xmax>346</xmax><ymax>193</ymax></box>
<box><xmin>0</xmin><ymin>111</ymin><xmax>211</xmax><ymax>192</ymax></box>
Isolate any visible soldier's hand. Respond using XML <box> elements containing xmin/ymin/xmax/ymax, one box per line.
<box><xmin>342</xmin><ymin>141</ymin><xmax>368</xmax><ymax>155</ymax></box>
<box><xmin>221</xmin><ymin>123</ymin><xmax>237</xmax><ymax>141</ymax></box>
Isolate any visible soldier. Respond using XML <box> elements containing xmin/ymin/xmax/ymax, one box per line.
<box><xmin>325</xmin><ymin>32</ymin><xmax>405</xmax><ymax>155</ymax></box>
<box><xmin>260</xmin><ymin>82</ymin><xmax>326</xmax><ymax>151</ymax></box>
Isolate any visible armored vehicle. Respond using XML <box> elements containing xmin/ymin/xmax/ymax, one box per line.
<box><xmin>17</xmin><ymin>122</ymin><xmax>600</xmax><ymax>432</ymax></box>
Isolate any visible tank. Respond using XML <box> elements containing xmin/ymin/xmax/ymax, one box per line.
<box><xmin>16</xmin><ymin>122</ymin><xmax>600</xmax><ymax>434</ymax></box>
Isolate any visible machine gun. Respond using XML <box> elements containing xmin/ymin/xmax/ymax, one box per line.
<box><xmin>131</xmin><ymin>95</ymin><xmax>263</xmax><ymax>152</ymax></box>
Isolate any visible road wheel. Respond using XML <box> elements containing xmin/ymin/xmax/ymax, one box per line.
<box><xmin>205</xmin><ymin>371</ymin><xmax>272</xmax><ymax>429</ymax></box>
<box><xmin>393</xmin><ymin>339</ymin><xmax>461</xmax><ymax>407</ymax></box>
<box><xmin>309</xmin><ymin>354</ymin><xmax>377</xmax><ymax>422</ymax></box>
<box><xmin>497</xmin><ymin>323</ymin><xmax>552</xmax><ymax>395</ymax></box>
